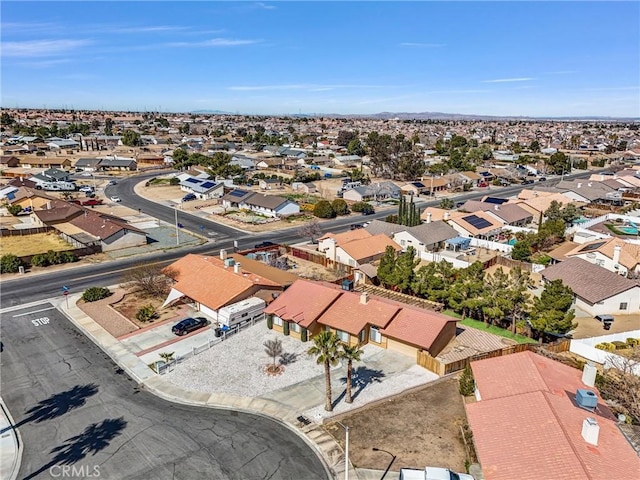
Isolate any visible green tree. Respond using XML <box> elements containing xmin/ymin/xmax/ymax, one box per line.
<box><xmin>7</xmin><ymin>204</ymin><xmax>23</xmax><ymax>216</ymax></box>
<box><xmin>506</xmin><ymin>267</ymin><xmax>534</xmax><ymax>334</ymax></box>
<box><xmin>391</xmin><ymin>247</ymin><xmax>419</xmax><ymax>293</ymax></box>
<box><xmin>411</xmin><ymin>260</ymin><xmax>456</xmax><ymax>304</ymax></box>
<box><xmin>314</xmin><ymin>200</ymin><xmax>336</xmax><ymax>218</ymax></box>
<box><xmin>308</xmin><ymin>331</ymin><xmax>341</xmax><ymax>411</ymax></box>
<box><xmin>529</xmin><ymin>140</ymin><xmax>541</xmax><ymax>153</ymax></box>
<box><xmin>376</xmin><ymin>246</ymin><xmax>398</xmax><ymax>288</ymax></box>
<box><xmin>482</xmin><ymin>267</ymin><xmax>511</xmax><ymax>325</ymax></box>
<box><xmin>347</xmin><ymin>138</ymin><xmax>365</xmax><ymax>157</ymax></box>
<box><xmin>122</xmin><ymin>129</ymin><xmax>141</xmax><ymax>147</ymax></box>
<box><xmin>439</xmin><ymin>198</ymin><xmax>455</xmax><ymax>210</ymax></box>
<box><xmin>511</xmin><ymin>239</ymin><xmax>532</xmax><ymax>261</ymax></box>
<box><xmin>529</xmin><ymin>279</ymin><xmax>576</xmax><ymax>336</ymax></box>
<box><xmin>1</xmin><ymin>112</ymin><xmax>15</xmax><ymax>126</ymax></box>
<box><xmin>458</xmin><ymin>364</ymin><xmax>475</xmax><ymax>396</ymax></box>
<box><xmin>351</xmin><ymin>202</ymin><xmax>374</xmax><ymax>214</ymax></box>
<box><xmin>0</xmin><ymin>254</ymin><xmax>22</xmax><ymax>273</ymax></box>
<box><xmin>104</xmin><ymin>117</ymin><xmax>113</xmax><ymax>135</ymax></box>
<box><xmin>546</xmin><ymin>151</ymin><xmax>570</xmax><ymax>175</ymax></box>
<box><xmin>331</xmin><ymin>199</ymin><xmax>350</xmax><ymax>216</ymax></box>
<box><xmin>172</xmin><ymin>148</ymin><xmax>189</xmax><ymax>169</ymax></box>
<box><xmin>448</xmin><ymin>262</ymin><xmax>485</xmax><ymax>319</ymax></box>
<box><xmin>340</xmin><ymin>344</ymin><xmax>363</xmax><ymax>404</ymax></box>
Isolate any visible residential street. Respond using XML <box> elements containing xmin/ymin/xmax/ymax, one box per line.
<box><xmin>0</xmin><ymin>302</ymin><xmax>329</xmax><ymax>480</ymax></box>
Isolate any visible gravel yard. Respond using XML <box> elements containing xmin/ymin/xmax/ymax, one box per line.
<box><xmin>162</xmin><ymin>322</ymin><xmax>439</xmax><ymax>419</ymax></box>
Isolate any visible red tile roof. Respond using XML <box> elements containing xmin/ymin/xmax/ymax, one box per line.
<box><xmin>466</xmin><ymin>351</ymin><xmax>640</xmax><ymax>480</ymax></box>
<box><xmin>167</xmin><ymin>254</ymin><xmax>281</xmax><ymax>311</ymax></box>
<box><xmin>264</xmin><ymin>279</ymin><xmax>455</xmax><ymax>350</ymax></box>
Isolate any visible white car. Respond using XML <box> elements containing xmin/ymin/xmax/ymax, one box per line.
<box><xmin>78</xmin><ymin>186</ymin><xmax>94</xmax><ymax>193</ymax></box>
<box><xmin>110</xmin><ymin>196</ymin><xmax>122</xmax><ymax>203</ymax></box>
<box><xmin>399</xmin><ymin>467</ymin><xmax>474</xmax><ymax>480</ymax></box>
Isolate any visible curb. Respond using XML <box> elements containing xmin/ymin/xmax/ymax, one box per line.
<box><xmin>0</xmin><ymin>396</ymin><xmax>23</xmax><ymax>480</ymax></box>
<box><xmin>57</xmin><ymin>293</ymin><xmax>343</xmax><ymax>480</ymax></box>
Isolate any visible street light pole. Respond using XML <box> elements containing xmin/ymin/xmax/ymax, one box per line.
<box><xmin>174</xmin><ymin>204</ymin><xmax>180</xmax><ymax>245</ymax></box>
<box><xmin>372</xmin><ymin>447</ymin><xmax>397</xmax><ymax>480</ymax></box>
<box><xmin>336</xmin><ymin>421</ymin><xmax>350</xmax><ymax>480</ymax></box>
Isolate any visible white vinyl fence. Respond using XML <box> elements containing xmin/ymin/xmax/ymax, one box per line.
<box><xmin>156</xmin><ymin>315</ymin><xmax>264</xmax><ymax>374</ymax></box>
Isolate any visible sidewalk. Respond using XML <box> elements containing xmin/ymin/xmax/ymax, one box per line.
<box><xmin>0</xmin><ymin>396</ymin><xmax>22</xmax><ymax>480</ymax></box>
<box><xmin>57</xmin><ymin>292</ymin><xmax>358</xmax><ymax>480</ymax></box>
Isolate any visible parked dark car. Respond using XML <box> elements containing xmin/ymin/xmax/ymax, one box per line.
<box><xmin>171</xmin><ymin>317</ymin><xmax>208</xmax><ymax>336</ymax></box>
<box><xmin>538</xmin><ymin>177</ymin><xmax>547</xmax><ymax>182</ymax></box>
<box><xmin>350</xmin><ymin>223</ymin><xmax>365</xmax><ymax>230</ymax></box>
<box><xmin>254</xmin><ymin>241</ymin><xmax>276</xmax><ymax>248</ymax></box>
<box><xmin>182</xmin><ymin>193</ymin><xmax>197</xmax><ymax>202</ymax></box>
<box><xmin>521</xmin><ymin>179</ymin><xmax>535</xmax><ymax>185</ymax></box>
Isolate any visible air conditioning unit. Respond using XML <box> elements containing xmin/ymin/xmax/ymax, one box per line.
<box><xmin>576</xmin><ymin>389</ymin><xmax>598</xmax><ymax>411</ymax></box>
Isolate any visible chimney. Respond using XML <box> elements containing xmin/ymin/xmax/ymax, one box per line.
<box><xmin>581</xmin><ymin>417</ymin><xmax>599</xmax><ymax>446</ymax></box>
<box><xmin>577</xmin><ymin>183</ymin><xmax>582</xmax><ymax>188</ymax></box>
<box><xmin>220</xmin><ymin>249</ymin><xmax>227</xmax><ymax>260</ymax></box>
<box><xmin>582</xmin><ymin>362</ymin><xmax>597</xmax><ymax>388</ymax></box>
<box><xmin>444</xmin><ymin>211</ymin><xmax>450</xmax><ymax>221</ymax></box>
<box><xmin>360</xmin><ymin>292</ymin><xmax>369</xmax><ymax>305</ymax></box>
<box><xmin>587</xmin><ymin>182</ymin><xmax>592</xmax><ymax>187</ymax></box>
<box><xmin>613</xmin><ymin>244</ymin><xmax>621</xmax><ymax>266</ymax></box>
<box><xmin>234</xmin><ymin>262</ymin><xmax>241</xmax><ymax>274</ymax></box>
<box><xmin>426</xmin><ymin>212</ymin><xmax>432</xmax><ymax>223</ymax></box>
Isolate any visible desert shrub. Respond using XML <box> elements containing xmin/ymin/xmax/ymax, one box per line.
<box><xmin>136</xmin><ymin>304</ymin><xmax>157</xmax><ymax>322</ymax></box>
<box><xmin>0</xmin><ymin>254</ymin><xmax>22</xmax><ymax>273</ymax></box>
<box><xmin>169</xmin><ymin>177</ymin><xmax>180</xmax><ymax>185</ymax></box>
<box><xmin>313</xmin><ymin>200</ymin><xmax>336</xmax><ymax>218</ymax></box>
<box><xmin>331</xmin><ymin>199</ymin><xmax>350</xmax><ymax>216</ymax></box>
<box><xmin>31</xmin><ymin>253</ymin><xmax>51</xmax><ymax>267</ymax></box>
<box><xmin>458</xmin><ymin>364</ymin><xmax>475</xmax><ymax>396</ymax></box>
<box><xmin>7</xmin><ymin>204</ymin><xmax>23</xmax><ymax>216</ymax></box>
<box><xmin>612</xmin><ymin>341</ymin><xmax>628</xmax><ymax>350</ymax></box>
<box><xmin>352</xmin><ymin>201</ymin><xmax>374</xmax><ymax>214</ymax></box>
<box><xmin>58</xmin><ymin>251</ymin><xmax>77</xmax><ymax>263</ymax></box>
<box><xmin>595</xmin><ymin>342</ymin><xmax>615</xmax><ymax>351</ymax></box>
<box><xmin>626</xmin><ymin>338</ymin><xmax>640</xmax><ymax>347</ymax></box>
<box><xmin>82</xmin><ymin>287</ymin><xmax>112</xmax><ymax>302</ymax></box>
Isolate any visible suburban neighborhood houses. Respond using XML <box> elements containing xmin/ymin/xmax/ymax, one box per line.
<box><xmin>2</xmin><ymin>109</ymin><xmax>640</xmax><ymax>480</ymax></box>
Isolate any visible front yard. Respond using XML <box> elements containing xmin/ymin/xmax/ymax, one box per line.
<box><xmin>0</xmin><ymin>232</ymin><xmax>73</xmax><ymax>257</ymax></box>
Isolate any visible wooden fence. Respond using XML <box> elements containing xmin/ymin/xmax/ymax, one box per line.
<box><xmin>1</xmin><ymin>226</ymin><xmax>53</xmax><ymax>236</ymax></box>
<box><xmin>417</xmin><ymin>339</ymin><xmax>570</xmax><ymax>376</ymax></box>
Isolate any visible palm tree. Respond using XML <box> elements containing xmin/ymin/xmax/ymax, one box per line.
<box><xmin>308</xmin><ymin>331</ymin><xmax>341</xmax><ymax>411</ymax></box>
<box><xmin>340</xmin><ymin>344</ymin><xmax>363</xmax><ymax>403</ymax></box>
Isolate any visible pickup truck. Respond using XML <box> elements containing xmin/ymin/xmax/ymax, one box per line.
<box><xmin>399</xmin><ymin>467</ymin><xmax>474</xmax><ymax>480</ymax></box>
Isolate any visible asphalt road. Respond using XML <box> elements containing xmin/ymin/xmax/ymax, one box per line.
<box><xmin>0</xmin><ymin>302</ymin><xmax>329</xmax><ymax>480</ymax></box>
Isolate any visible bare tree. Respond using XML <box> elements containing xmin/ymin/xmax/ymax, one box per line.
<box><xmin>298</xmin><ymin>219</ymin><xmax>323</xmax><ymax>244</ymax></box>
<box><xmin>264</xmin><ymin>338</ymin><xmax>283</xmax><ymax>371</ymax></box>
<box><xmin>122</xmin><ymin>262</ymin><xmax>178</xmax><ymax>298</ymax></box>
<box><xmin>597</xmin><ymin>347</ymin><xmax>640</xmax><ymax>423</ymax></box>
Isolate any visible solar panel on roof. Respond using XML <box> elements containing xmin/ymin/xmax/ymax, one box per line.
<box><xmin>186</xmin><ymin>178</ymin><xmax>199</xmax><ymax>184</ymax></box>
<box><xmin>201</xmin><ymin>181</ymin><xmax>216</xmax><ymax>188</ymax></box>
<box><xmin>229</xmin><ymin>189</ymin><xmax>247</xmax><ymax>197</ymax></box>
<box><xmin>579</xmin><ymin>241</ymin><xmax>606</xmax><ymax>252</ymax></box>
<box><xmin>483</xmin><ymin>197</ymin><xmax>508</xmax><ymax>205</ymax></box>
<box><xmin>463</xmin><ymin>214</ymin><xmax>493</xmax><ymax>230</ymax></box>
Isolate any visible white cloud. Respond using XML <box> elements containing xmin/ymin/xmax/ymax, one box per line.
<box><xmin>254</xmin><ymin>2</ymin><xmax>276</xmax><ymax>9</ymax></box>
<box><xmin>165</xmin><ymin>38</ymin><xmax>261</xmax><ymax>47</ymax></box>
<box><xmin>16</xmin><ymin>58</ymin><xmax>73</xmax><ymax>68</ymax></box>
<box><xmin>399</xmin><ymin>42</ymin><xmax>445</xmax><ymax>48</ymax></box>
<box><xmin>109</xmin><ymin>25</ymin><xmax>192</xmax><ymax>34</ymax></box>
<box><xmin>2</xmin><ymin>39</ymin><xmax>92</xmax><ymax>58</ymax></box>
<box><xmin>482</xmin><ymin>77</ymin><xmax>534</xmax><ymax>83</ymax></box>
<box><xmin>229</xmin><ymin>84</ymin><xmax>389</xmax><ymax>91</ymax></box>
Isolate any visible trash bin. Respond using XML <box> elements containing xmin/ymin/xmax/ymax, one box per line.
<box><xmin>214</xmin><ymin>327</ymin><xmax>223</xmax><ymax>337</ymax></box>
<box><xmin>603</xmin><ymin>320</ymin><xmax>612</xmax><ymax>330</ymax></box>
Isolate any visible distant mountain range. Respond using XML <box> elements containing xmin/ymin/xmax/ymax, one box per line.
<box><xmin>191</xmin><ymin>109</ymin><xmax>638</xmax><ymax>122</ymax></box>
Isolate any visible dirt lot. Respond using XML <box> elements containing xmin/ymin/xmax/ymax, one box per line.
<box><xmin>0</xmin><ymin>231</ymin><xmax>74</xmax><ymax>256</ymax></box>
<box><xmin>323</xmin><ymin>377</ymin><xmax>470</xmax><ymax>472</ymax></box>
<box><xmin>111</xmin><ymin>291</ymin><xmax>188</xmax><ymax>329</ymax></box>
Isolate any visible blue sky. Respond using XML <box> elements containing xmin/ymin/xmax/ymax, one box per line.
<box><xmin>2</xmin><ymin>1</ymin><xmax>639</xmax><ymax>117</ymax></box>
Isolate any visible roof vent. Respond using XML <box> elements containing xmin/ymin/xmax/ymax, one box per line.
<box><xmin>234</xmin><ymin>262</ymin><xmax>241</xmax><ymax>274</ymax></box>
<box><xmin>575</xmin><ymin>389</ymin><xmax>598</xmax><ymax>411</ymax></box>
<box><xmin>581</xmin><ymin>417</ymin><xmax>599</xmax><ymax>446</ymax></box>
<box><xmin>224</xmin><ymin>258</ymin><xmax>235</xmax><ymax>267</ymax></box>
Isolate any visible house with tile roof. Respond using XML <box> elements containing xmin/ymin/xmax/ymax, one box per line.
<box><xmin>509</xmin><ymin>191</ymin><xmax>580</xmax><ymax>225</ymax></box>
<box><xmin>563</xmin><ymin>237</ymin><xmax>640</xmax><ymax>277</ymax></box>
<box><xmin>541</xmin><ymin>257</ymin><xmax>640</xmax><ymax>315</ymax></box>
<box><xmin>0</xmin><ymin>156</ymin><xmax>20</xmax><ymax>167</ymax></box>
<box><xmin>263</xmin><ymin>279</ymin><xmax>457</xmax><ymax>360</ymax></box>
<box><xmin>161</xmin><ymin>253</ymin><xmax>290</xmax><ymax>320</ymax></box>
<box><xmin>466</xmin><ymin>351</ymin><xmax>640</xmax><ymax>480</ymax></box>
<box><xmin>318</xmin><ymin>229</ymin><xmax>402</xmax><ymax>267</ymax></box>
